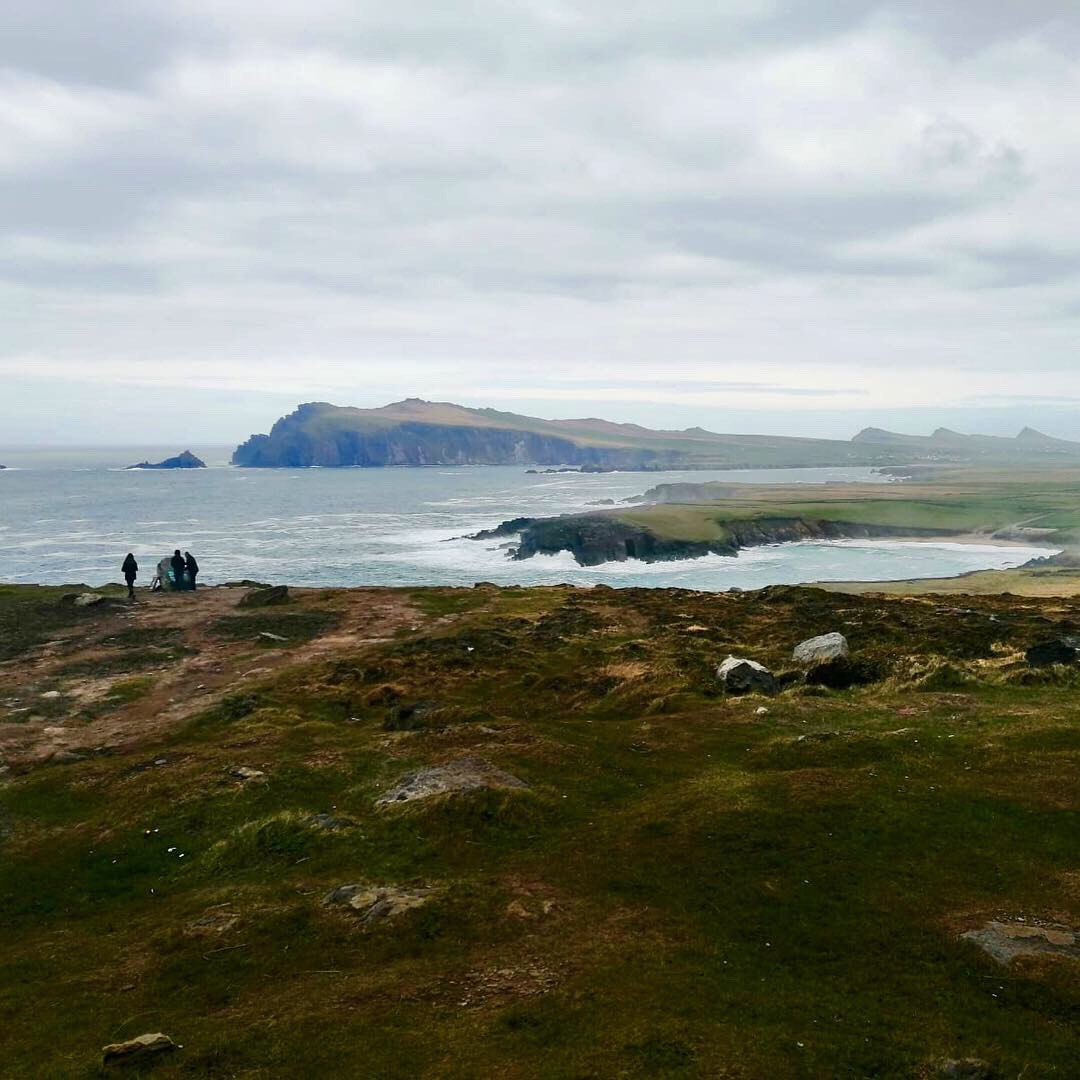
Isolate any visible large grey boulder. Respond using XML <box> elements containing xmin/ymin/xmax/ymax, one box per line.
<box><xmin>717</xmin><ymin>656</ymin><xmax>776</xmax><ymax>695</ymax></box>
<box><xmin>793</xmin><ymin>632</ymin><xmax>849</xmax><ymax>665</ymax></box>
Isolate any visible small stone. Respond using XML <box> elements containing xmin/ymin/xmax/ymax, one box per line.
<box><xmin>305</xmin><ymin>812</ymin><xmax>350</xmax><ymax>830</ymax></box>
<box><xmin>73</xmin><ymin>593</ymin><xmax>106</xmax><ymax>608</ymax></box>
<box><xmin>755</xmin><ymin>706</ymin><xmax>769</xmax><ymax>716</ymax></box>
<box><xmin>227</xmin><ymin>765</ymin><xmax>266</xmax><ymax>782</ymax></box>
<box><xmin>793</xmin><ymin>632</ymin><xmax>849</xmax><ymax>665</ymax></box>
<box><xmin>101</xmin><ymin>1032</ymin><xmax>177</xmax><ymax>1067</ymax></box>
<box><xmin>40</xmin><ymin>691</ymin><xmax>62</xmax><ymax>700</ymax></box>
<box><xmin>257</xmin><ymin>631</ymin><xmax>288</xmax><ymax>643</ymax></box>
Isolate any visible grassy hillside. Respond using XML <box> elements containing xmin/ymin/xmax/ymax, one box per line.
<box><xmin>605</xmin><ymin>472</ymin><xmax>1080</xmax><ymax>548</ymax></box>
<box><xmin>2</xmin><ymin>582</ymin><xmax>1079</xmax><ymax>1076</ymax></box>
<box><xmin>233</xmin><ymin>400</ymin><xmax>1080</xmax><ymax>469</ymax></box>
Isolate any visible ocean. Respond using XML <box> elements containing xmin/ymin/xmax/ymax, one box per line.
<box><xmin>0</xmin><ymin>447</ymin><xmax>1055</xmax><ymax>590</ymax></box>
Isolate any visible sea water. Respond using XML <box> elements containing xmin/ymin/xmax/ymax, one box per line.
<box><xmin>0</xmin><ymin>447</ymin><xmax>1056</xmax><ymax>589</ymax></box>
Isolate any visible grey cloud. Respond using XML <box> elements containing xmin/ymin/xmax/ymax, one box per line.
<box><xmin>2</xmin><ymin>0</ymin><xmax>1080</xmax><ymax>428</ymax></box>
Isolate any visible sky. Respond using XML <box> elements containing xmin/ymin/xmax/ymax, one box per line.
<box><xmin>3</xmin><ymin>1</ymin><xmax>1080</xmax><ymax>445</ymax></box>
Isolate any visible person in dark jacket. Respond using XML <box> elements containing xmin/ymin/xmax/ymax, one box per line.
<box><xmin>170</xmin><ymin>549</ymin><xmax>186</xmax><ymax>591</ymax></box>
<box><xmin>121</xmin><ymin>553</ymin><xmax>138</xmax><ymax>599</ymax></box>
<box><xmin>184</xmin><ymin>551</ymin><xmax>199</xmax><ymax>591</ymax></box>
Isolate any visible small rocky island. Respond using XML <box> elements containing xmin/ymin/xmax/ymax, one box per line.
<box><xmin>126</xmin><ymin>450</ymin><xmax>206</xmax><ymax>470</ymax></box>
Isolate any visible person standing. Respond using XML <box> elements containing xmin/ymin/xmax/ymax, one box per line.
<box><xmin>184</xmin><ymin>551</ymin><xmax>199</xmax><ymax>591</ymax></box>
<box><xmin>170</xmin><ymin>549</ymin><xmax>186</xmax><ymax>591</ymax></box>
<box><xmin>121</xmin><ymin>552</ymin><xmax>138</xmax><ymax>599</ymax></box>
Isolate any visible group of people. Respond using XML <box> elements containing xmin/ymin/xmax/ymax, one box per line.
<box><xmin>121</xmin><ymin>549</ymin><xmax>199</xmax><ymax>598</ymax></box>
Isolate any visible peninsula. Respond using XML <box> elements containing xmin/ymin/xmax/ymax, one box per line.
<box><xmin>472</xmin><ymin>468</ymin><xmax>1080</xmax><ymax>566</ymax></box>
<box><xmin>231</xmin><ymin>399</ymin><xmax>1080</xmax><ymax>470</ymax></box>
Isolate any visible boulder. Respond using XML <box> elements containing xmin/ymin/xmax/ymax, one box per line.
<box><xmin>102</xmin><ymin>1032</ymin><xmax>177</xmax><ymax>1067</ymax></box>
<box><xmin>716</xmin><ymin>656</ymin><xmax>777</xmax><ymax>695</ymax></box>
<box><xmin>324</xmin><ymin>883</ymin><xmax>437</xmax><ymax>924</ymax></box>
<box><xmin>804</xmin><ymin>656</ymin><xmax>880</xmax><ymax>689</ymax></box>
<box><xmin>961</xmin><ymin>920</ymin><xmax>1079</xmax><ymax>965</ymax></box>
<box><xmin>1025</xmin><ymin>639</ymin><xmax>1079</xmax><ymax>667</ymax></box>
<box><xmin>383</xmin><ymin>700</ymin><xmax>439</xmax><ymax>732</ymax></box>
<box><xmin>239</xmin><ymin>585</ymin><xmax>289</xmax><ymax>608</ymax></box>
<box><xmin>73</xmin><ymin>593</ymin><xmax>106</xmax><ymax>608</ymax></box>
<box><xmin>793</xmin><ymin>632</ymin><xmax>849</xmax><ymax>665</ymax></box>
<box><xmin>376</xmin><ymin>756</ymin><xmax>528</xmax><ymax>806</ymax></box>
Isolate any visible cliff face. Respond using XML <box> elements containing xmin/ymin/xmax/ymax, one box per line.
<box><xmin>232</xmin><ymin>409</ymin><xmax>669</xmax><ymax>468</ymax></box>
<box><xmin>478</xmin><ymin>513</ymin><xmax>958</xmax><ymax>567</ymax></box>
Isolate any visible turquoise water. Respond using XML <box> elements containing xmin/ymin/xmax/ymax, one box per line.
<box><xmin>0</xmin><ymin>448</ymin><xmax>1055</xmax><ymax>589</ymax></box>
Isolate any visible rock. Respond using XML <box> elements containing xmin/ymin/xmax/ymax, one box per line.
<box><xmin>804</xmin><ymin>656</ymin><xmax>880</xmax><ymax>689</ymax></box>
<box><xmin>755</xmin><ymin>706</ymin><xmax>769</xmax><ymax>716</ymax></box>
<box><xmin>73</xmin><ymin>593</ymin><xmax>106</xmax><ymax>608</ymax></box>
<box><xmin>324</xmin><ymin>883</ymin><xmax>437</xmax><ymax>923</ymax></box>
<box><xmin>40</xmin><ymin>691</ymin><xmax>62</xmax><ymax>700</ymax></box>
<box><xmin>125</xmin><ymin>450</ymin><xmax>205</xmax><ymax>470</ymax></box>
<box><xmin>383</xmin><ymin>700</ymin><xmax>439</xmax><ymax>732</ymax></box>
<box><xmin>961</xmin><ymin>920</ymin><xmax>1080</xmax><ymax>965</ymax></box>
<box><xmin>716</xmin><ymin>656</ymin><xmax>777</xmax><ymax>695</ymax></box>
<box><xmin>257</xmin><ymin>631</ymin><xmax>288</xmax><ymax>643</ymax></box>
<box><xmin>305</xmin><ymin>812</ymin><xmax>350</xmax><ymax>830</ymax></box>
<box><xmin>239</xmin><ymin>584</ymin><xmax>290</xmax><ymax>608</ymax></box>
<box><xmin>793</xmin><ymin>632</ymin><xmax>849</xmax><ymax>665</ymax></box>
<box><xmin>376</xmin><ymin>756</ymin><xmax>528</xmax><ymax>806</ymax></box>
<box><xmin>227</xmin><ymin>765</ymin><xmax>266</xmax><ymax>782</ymax></box>
<box><xmin>1025</xmin><ymin>639</ymin><xmax>1079</xmax><ymax>667</ymax></box>
<box><xmin>924</xmin><ymin>1059</ymin><xmax>993</xmax><ymax>1079</ymax></box>
<box><xmin>101</xmin><ymin>1032</ymin><xmax>177</xmax><ymax>1067</ymax></box>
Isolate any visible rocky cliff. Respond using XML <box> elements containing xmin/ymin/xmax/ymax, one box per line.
<box><xmin>125</xmin><ymin>450</ymin><xmax>206</xmax><ymax>470</ymax></box>
<box><xmin>473</xmin><ymin>513</ymin><xmax>959</xmax><ymax>566</ymax></box>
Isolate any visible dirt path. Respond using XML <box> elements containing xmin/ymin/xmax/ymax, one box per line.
<box><xmin>0</xmin><ymin>586</ymin><xmax>427</xmax><ymax>772</ymax></box>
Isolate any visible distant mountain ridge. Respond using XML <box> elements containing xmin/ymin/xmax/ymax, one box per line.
<box><xmin>231</xmin><ymin>400</ymin><xmax>1080</xmax><ymax>469</ymax></box>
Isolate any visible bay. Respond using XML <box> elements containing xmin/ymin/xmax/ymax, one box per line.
<box><xmin>0</xmin><ymin>447</ymin><xmax>1054</xmax><ymax>589</ymax></box>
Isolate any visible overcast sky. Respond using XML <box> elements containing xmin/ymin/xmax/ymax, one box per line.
<box><xmin>3</xmin><ymin>1</ymin><xmax>1080</xmax><ymax>444</ymax></box>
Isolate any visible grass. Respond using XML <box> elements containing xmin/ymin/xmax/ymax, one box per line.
<box><xmin>210</xmin><ymin>610</ymin><xmax>340</xmax><ymax>645</ymax></box>
<box><xmin>603</xmin><ymin>471</ymin><xmax>1080</xmax><ymax>550</ymax></box>
<box><xmin>1</xmin><ymin>584</ymin><xmax>1079</xmax><ymax>1076</ymax></box>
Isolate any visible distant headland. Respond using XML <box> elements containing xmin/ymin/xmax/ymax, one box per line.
<box><xmin>230</xmin><ymin>398</ymin><xmax>1080</xmax><ymax>471</ymax></box>
<box><xmin>126</xmin><ymin>450</ymin><xmax>206</xmax><ymax>470</ymax></box>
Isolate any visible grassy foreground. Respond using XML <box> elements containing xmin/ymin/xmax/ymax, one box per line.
<box><xmin>1</xmin><ymin>581</ymin><xmax>1079</xmax><ymax>1077</ymax></box>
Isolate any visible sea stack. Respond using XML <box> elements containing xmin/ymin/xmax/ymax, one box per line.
<box><xmin>126</xmin><ymin>450</ymin><xmax>206</xmax><ymax>470</ymax></box>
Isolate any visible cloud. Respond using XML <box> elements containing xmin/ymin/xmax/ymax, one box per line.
<box><xmin>2</xmin><ymin>0</ymin><xmax>1080</xmax><ymax>438</ymax></box>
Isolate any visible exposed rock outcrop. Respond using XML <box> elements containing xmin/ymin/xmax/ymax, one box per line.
<box><xmin>126</xmin><ymin>450</ymin><xmax>206</xmax><ymax>470</ymax></box>
<box><xmin>324</xmin><ymin>883</ymin><xmax>438</xmax><ymax>923</ymax></box>
<box><xmin>376</xmin><ymin>757</ymin><xmax>528</xmax><ymax>806</ymax></box>
<box><xmin>962</xmin><ymin>920</ymin><xmax>1080</xmax><ymax>965</ymax></box>
<box><xmin>483</xmin><ymin>512</ymin><xmax>959</xmax><ymax>567</ymax></box>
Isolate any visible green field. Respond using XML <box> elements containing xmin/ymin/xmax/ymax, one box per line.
<box><xmin>2</xmin><ymin>582</ymin><xmax>1079</xmax><ymax>1076</ymax></box>
<box><xmin>608</xmin><ymin>470</ymin><xmax>1080</xmax><ymax>548</ymax></box>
